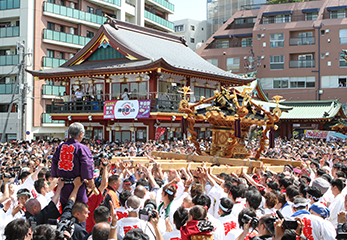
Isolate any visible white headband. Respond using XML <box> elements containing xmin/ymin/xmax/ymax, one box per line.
<box><xmin>125</xmin><ymin>200</ymin><xmax>140</xmax><ymax>213</ymax></box>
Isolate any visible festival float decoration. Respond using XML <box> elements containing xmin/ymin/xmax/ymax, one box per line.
<box><xmin>178</xmin><ymin>86</ymin><xmax>284</xmax><ymax>160</ymax></box>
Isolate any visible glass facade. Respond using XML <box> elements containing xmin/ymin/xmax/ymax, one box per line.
<box><xmin>206</xmin><ymin>0</ymin><xmax>266</xmax><ymax>37</ymax></box>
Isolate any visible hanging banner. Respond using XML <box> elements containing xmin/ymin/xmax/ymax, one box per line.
<box><xmin>304</xmin><ymin>130</ymin><xmax>329</xmax><ymax>139</ymax></box>
<box><xmin>155</xmin><ymin>127</ymin><xmax>166</xmax><ymax>141</ymax></box>
<box><xmin>103</xmin><ymin>100</ymin><xmax>151</xmax><ymax>119</ymax></box>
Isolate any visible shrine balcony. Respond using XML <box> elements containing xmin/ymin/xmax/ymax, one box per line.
<box><xmin>49</xmin><ymin>98</ymin><xmax>180</xmax><ymax>114</ymax></box>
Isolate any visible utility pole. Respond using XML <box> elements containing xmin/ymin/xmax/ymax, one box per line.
<box><xmin>1</xmin><ymin>41</ymin><xmax>28</xmax><ymax>142</ymax></box>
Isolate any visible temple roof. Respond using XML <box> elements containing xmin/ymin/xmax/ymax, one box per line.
<box><xmin>280</xmin><ymin>100</ymin><xmax>347</xmax><ymax>120</ymax></box>
<box><xmin>27</xmin><ymin>18</ymin><xmax>253</xmax><ymax>84</ymax></box>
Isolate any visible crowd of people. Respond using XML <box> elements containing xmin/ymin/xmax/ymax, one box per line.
<box><xmin>0</xmin><ymin>123</ymin><xmax>346</xmax><ymax>240</ymax></box>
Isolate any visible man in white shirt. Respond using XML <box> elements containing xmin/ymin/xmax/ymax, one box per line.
<box><xmin>327</xmin><ymin>178</ymin><xmax>345</xmax><ymax>228</ymax></box>
<box><xmin>117</xmin><ymin>195</ymin><xmax>156</xmax><ymax>240</ymax></box>
<box><xmin>34</xmin><ymin>178</ymin><xmax>49</xmax><ymax>209</ymax></box>
<box><xmin>217</xmin><ymin>197</ymin><xmax>239</xmax><ymax>239</ymax></box>
<box><xmin>75</xmin><ymin>89</ymin><xmax>83</xmax><ymax>101</ymax></box>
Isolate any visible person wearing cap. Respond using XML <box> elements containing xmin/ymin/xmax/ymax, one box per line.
<box><xmin>327</xmin><ymin>178</ymin><xmax>345</xmax><ymax>228</ymax></box>
<box><xmin>51</xmin><ymin>122</ymin><xmax>94</xmax><ymax>208</ymax></box>
<box><xmin>291</xmin><ymin>196</ymin><xmax>336</xmax><ymax>240</ymax></box>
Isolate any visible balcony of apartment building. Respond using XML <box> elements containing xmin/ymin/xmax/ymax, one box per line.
<box><xmin>0</xmin><ymin>21</ymin><xmax>19</xmax><ymax>43</ymax></box>
<box><xmin>43</xmin><ymin>1</ymin><xmax>107</xmax><ymax>29</ymax></box>
<box><xmin>0</xmin><ymin>0</ymin><xmax>20</xmax><ymax>10</ymax></box>
<box><xmin>144</xmin><ymin>4</ymin><xmax>174</xmax><ymax>32</ymax></box>
<box><xmin>260</xmin><ymin>9</ymin><xmax>319</xmax><ymax>24</ymax></box>
<box><xmin>42</xmin><ymin>56</ymin><xmax>67</xmax><ymax>68</ymax></box>
<box><xmin>225</xmin><ymin>17</ymin><xmax>256</xmax><ymax>30</ymax></box>
<box><xmin>42</xmin><ymin>113</ymin><xmax>64</xmax><ymax>126</ymax></box>
<box><xmin>146</xmin><ymin>0</ymin><xmax>174</xmax><ymax>14</ymax></box>
<box><xmin>0</xmin><ymin>49</ymin><xmax>19</xmax><ymax>73</ymax></box>
<box><xmin>85</xmin><ymin>0</ymin><xmax>121</xmax><ymax>10</ymax></box>
<box><xmin>206</xmin><ymin>35</ymin><xmax>253</xmax><ymax>49</ymax></box>
<box><xmin>289</xmin><ymin>31</ymin><xmax>315</xmax><ymax>46</ymax></box>
<box><xmin>289</xmin><ymin>53</ymin><xmax>315</xmax><ymax>68</ymax></box>
<box><xmin>42</xmin><ymin>28</ymin><xmax>91</xmax><ymax>49</ymax></box>
<box><xmin>42</xmin><ymin>84</ymin><xmax>66</xmax><ymax>99</ymax></box>
<box><xmin>322</xmin><ymin>6</ymin><xmax>347</xmax><ymax>20</ymax></box>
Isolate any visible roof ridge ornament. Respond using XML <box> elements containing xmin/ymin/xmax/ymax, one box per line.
<box><xmin>105</xmin><ymin>14</ymin><xmax>118</xmax><ymax>30</ymax></box>
<box><xmin>179</xmin><ymin>37</ymin><xmax>188</xmax><ymax>47</ymax></box>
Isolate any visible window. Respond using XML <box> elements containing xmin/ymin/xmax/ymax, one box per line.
<box><xmin>60</xmin><ymin>25</ymin><xmax>64</xmax><ymax>32</ymax></box>
<box><xmin>87</xmin><ymin>31</ymin><xmax>94</xmax><ymax>38</ymax></box>
<box><xmin>190</xmin><ymin>38</ymin><xmax>195</xmax><ymax>43</ymax></box>
<box><xmin>331</xmin><ymin>9</ymin><xmax>345</xmax><ymax>19</ymax></box>
<box><xmin>263</xmin><ymin>14</ymin><xmax>291</xmax><ymax>24</ymax></box>
<box><xmin>47</xmin><ymin>50</ymin><xmax>54</xmax><ymax>58</ymax></box>
<box><xmin>321</xmin><ymin>30</ymin><xmax>325</xmax><ymax>36</ymax></box>
<box><xmin>47</xmin><ymin>22</ymin><xmax>55</xmax><ymax>31</ymax></box>
<box><xmin>194</xmin><ymin>87</ymin><xmax>214</xmax><ymax>100</ymax></box>
<box><xmin>339</xmin><ymin>77</ymin><xmax>346</xmax><ymax>87</ymax></box>
<box><xmin>216</xmin><ymin>39</ymin><xmax>229</xmax><ymax>48</ymax></box>
<box><xmin>257</xmin><ymin>34</ymin><xmax>261</xmax><ymax>40</ymax></box>
<box><xmin>290</xmin><ymin>77</ymin><xmax>310</xmax><ymax>88</ymax></box>
<box><xmin>270</xmin><ymin>55</ymin><xmax>284</xmax><ymax>70</ymax></box>
<box><xmin>339</xmin><ymin>29</ymin><xmax>347</xmax><ymax>44</ymax></box>
<box><xmin>270</xmin><ymin>33</ymin><xmax>284</xmax><ymax>48</ymax></box>
<box><xmin>112</xmin><ymin>82</ymin><xmax>147</xmax><ymax>99</ymax></box>
<box><xmin>191</xmin><ymin>25</ymin><xmax>195</xmax><ymax>31</ymax></box>
<box><xmin>340</xmin><ymin>52</ymin><xmax>347</xmax><ymax>67</ymax></box>
<box><xmin>305</xmin><ymin>12</ymin><xmax>318</xmax><ymax>21</ymax></box>
<box><xmin>174</xmin><ymin>24</ymin><xmax>184</xmax><ymax>32</ymax></box>
<box><xmin>226</xmin><ymin>57</ymin><xmax>240</xmax><ymax>72</ymax></box>
<box><xmin>87</xmin><ymin>6</ymin><xmax>94</xmax><ymax>14</ymax></box>
<box><xmin>273</xmin><ymin>79</ymin><xmax>288</xmax><ymax>88</ymax></box>
<box><xmin>60</xmin><ymin>0</ymin><xmax>65</xmax><ymax>6</ymax></box>
<box><xmin>206</xmin><ymin>58</ymin><xmax>218</xmax><ymax>67</ymax></box>
<box><xmin>241</xmin><ymin>38</ymin><xmax>252</xmax><ymax>47</ymax></box>
<box><xmin>294</xmin><ymin>54</ymin><xmax>314</xmax><ymax>68</ymax></box>
<box><xmin>59</xmin><ymin>52</ymin><xmax>64</xmax><ymax>59</ymax></box>
<box><xmin>47</xmin><ymin>0</ymin><xmax>55</xmax><ymax>3</ymax></box>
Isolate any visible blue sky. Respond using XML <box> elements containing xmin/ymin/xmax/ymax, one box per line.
<box><xmin>169</xmin><ymin>0</ymin><xmax>207</xmax><ymax>21</ymax></box>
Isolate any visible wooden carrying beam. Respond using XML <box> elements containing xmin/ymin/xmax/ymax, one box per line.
<box><xmin>260</xmin><ymin>158</ymin><xmax>302</xmax><ymax>167</ymax></box>
<box><xmin>151</xmin><ymin>151</ymin><xmax>262</xmax><ymax>168</ymax></box>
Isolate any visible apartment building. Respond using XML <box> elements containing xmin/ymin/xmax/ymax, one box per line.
<box><xmin>197</xmin><ymin>0</ymin><xmax>347</xmax><ymax>103</ymax></box>
<box><xmin>0</xmin><ymin>0</ymin><xmax>174</xmax><ymax>140</ymax></box>
<box><xmin>172</xmin><ymin>19</ymin><xmax>207</xmax><ymax>51</ymax></box>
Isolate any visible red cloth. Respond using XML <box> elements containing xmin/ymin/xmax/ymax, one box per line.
<box><xmin>86</xmin><ymin>189</ymin><xmax>104</xmax><ymax>233</ymax></box>
<box><xmin>180</xmin><ymin>220</ymin><xmax>214</xmax><ymax>240</ymax></box>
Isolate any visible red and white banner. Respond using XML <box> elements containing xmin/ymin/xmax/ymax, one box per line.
<box><xmin>155</xmin><ymin>127</ymin><xmax>166</xmax><ymax>141</ymax></box>
<box><xmin>304</xmin><ymin>130</ymin><xmax>329</xmax><ymax>139</ymax></box>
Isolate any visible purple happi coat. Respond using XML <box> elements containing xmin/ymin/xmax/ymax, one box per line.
<box><xmin>51</xmin><ymin>138</ymin><xmax>94</xmax><ymax>205</ymax></box>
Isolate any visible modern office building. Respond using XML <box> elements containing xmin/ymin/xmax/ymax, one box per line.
<box><xmin>0</xmin><ymin>0</ymin><xmax>175</xmax><ymax>140</ymax></box>
<box><xmin>206</xmin><ymin>0</ymin><xmax>266</xmax><ymax>38</ymax></box>
<box><xmin>172</xmin><ymin>19</ymin><xmax>207</xmax><ymax>51</ymax></box>
<box><xmin>197</xmin><ymin>0</ymin><xmax>347</xmax><ymax>103</ymax></box>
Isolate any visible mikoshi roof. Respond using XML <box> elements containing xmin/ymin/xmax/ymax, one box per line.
<box><xmin>27</xmin><ymin>17</ymin><xmax>253</xmax><ymax>85</ymax></box>
<box><xmin>280</xmin><ymin>99</ymin><xmax>347</xmax><ymax>120</ymax></box>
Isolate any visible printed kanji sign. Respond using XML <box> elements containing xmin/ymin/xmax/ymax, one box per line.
<box><xmin>58</xmin><ymin>145</ymin><xmax>75</xmax><ymax>171</ymax></box>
